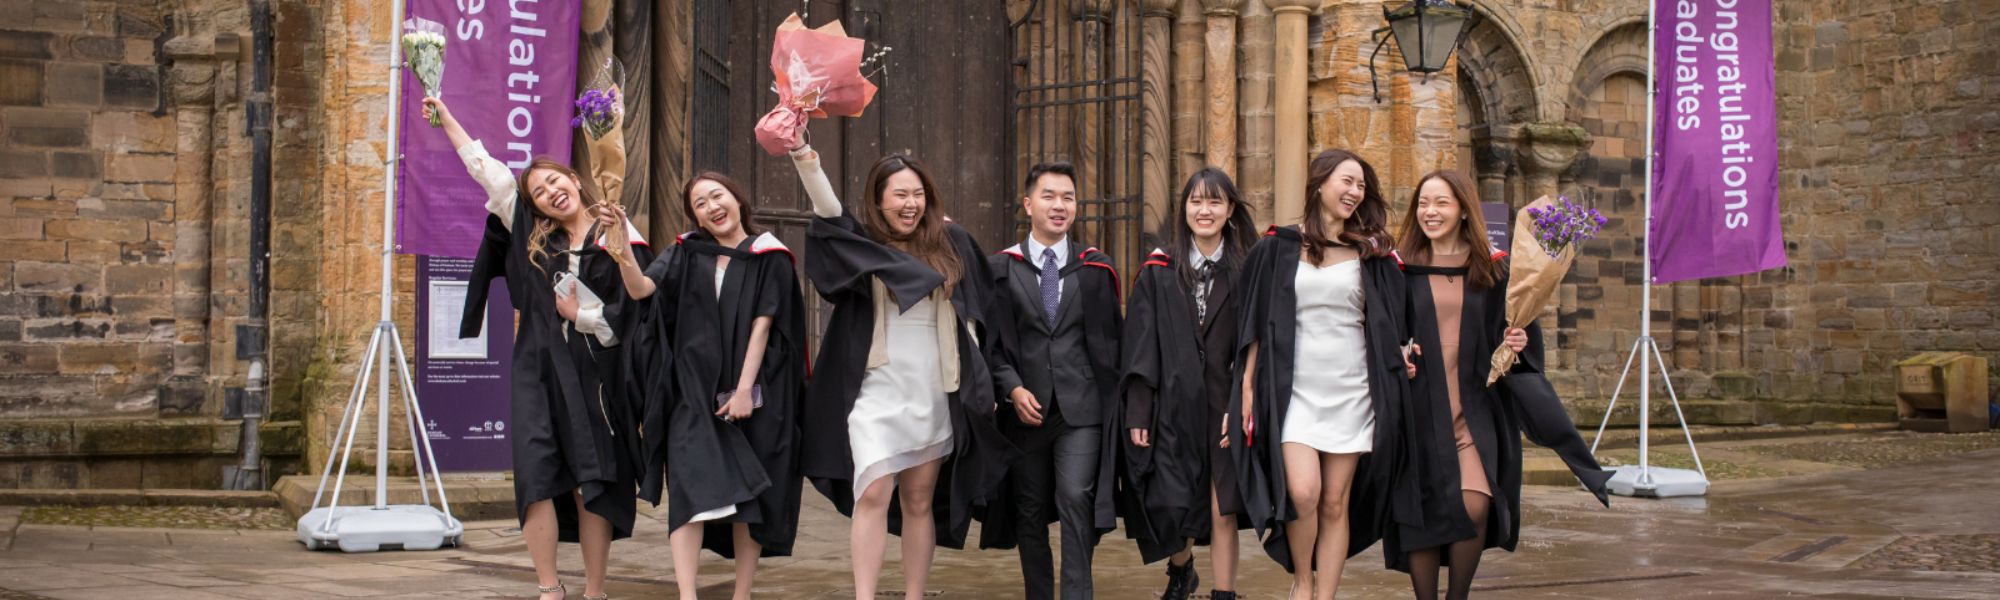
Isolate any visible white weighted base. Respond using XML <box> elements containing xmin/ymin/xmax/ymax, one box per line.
<box><xmin>1606</xmin><ymin>465</ymin><xmax>1709</xmax><ymax>498</ymax></box>
<box><xmin>297</xmin><ymin>505</ymin><xmax>463</xmax><ymax>552</ymax></box>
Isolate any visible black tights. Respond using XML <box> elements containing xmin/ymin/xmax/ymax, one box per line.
<box><xmin>1407</xmin><ymin>491</ymin><xmax>1490</xmax><ymax>600</ymax></box>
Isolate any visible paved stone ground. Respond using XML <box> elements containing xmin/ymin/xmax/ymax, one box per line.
<box><xmin>3</xmin><ymin>435</ymin><xmax>1999</xmax><ymax>599</ymax></box>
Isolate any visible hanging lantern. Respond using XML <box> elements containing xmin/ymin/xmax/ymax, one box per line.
<box><xmin>1369</xmin><ymin>0</ymin><xmax>1482</xmax><ymax>102</ymax></box>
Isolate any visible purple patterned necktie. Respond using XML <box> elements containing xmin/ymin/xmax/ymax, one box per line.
<box><xmin>1040</xmin><ymin>247</ymin><xmax>1060</xmax><ymax>328</ymax></box>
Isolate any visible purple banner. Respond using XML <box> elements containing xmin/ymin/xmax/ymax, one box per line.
<box><xmin>414</xmin><ymin>255</ymin><xmax>514</xmax><ymax>472</ymax></box>
<box><xmin>396</xmin><ymin>0</ymin><xmax>579</xmax><ymax>258</ymax></box>
<box><xmin>1649</xmin><ymin>0</ymin><xmax>1785</xmax><ymax>283</ymax></box>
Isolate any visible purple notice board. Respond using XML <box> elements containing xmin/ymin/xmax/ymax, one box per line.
<box><xmin>414</xmin><ymin>255</ymin><xmax>514</xmax><ymax>472</ymax></box>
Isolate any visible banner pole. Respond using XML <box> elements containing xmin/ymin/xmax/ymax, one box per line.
<box><xmin>1639</xmin><ymin>0</ymin><xmax>1657</xmax><ymax>487</ymax></box>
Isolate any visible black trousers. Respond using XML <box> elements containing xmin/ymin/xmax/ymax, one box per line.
<box><xmin>1012</xmin><ymin>408</ymin><xmax>1102</xmax><ymax>600</ymax></box>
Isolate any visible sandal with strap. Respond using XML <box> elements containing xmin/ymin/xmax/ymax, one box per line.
<box><xmin>581</xmin><ymin>594</ymin><xmax>608</xmax><ymax>600</ymax></box>
<box><xmin>537</xmin><ymin>582</ymin><xmax>565</xmax><ymax>598</ymax></box>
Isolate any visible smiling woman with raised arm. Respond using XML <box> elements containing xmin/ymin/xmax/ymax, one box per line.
<box><xmin>787</xmin><ymin>142</ymin><xmax>1018</xmax><ymax>600</ymax></box>
<box><xmin>424</xmin><ymin>96</ymin><xmax>647</xmax><ymax>600</ymax></box>
<box><xmin>601</xmin><ymin>169</ymin><xmax>807</xmax><ymax>600</ymax></box>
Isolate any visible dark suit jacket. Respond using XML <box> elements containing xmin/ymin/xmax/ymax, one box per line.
<box><xmin>988</xmin><ymin>240</ymin><xmax>1122</xmax><ymax>427</ymax></box>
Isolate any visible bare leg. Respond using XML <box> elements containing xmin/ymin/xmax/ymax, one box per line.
<box><xmin>1210</xmin><ymin>485</ymin><xmax>1239</xmax><ymax>592</ymax></box>
<box><xmin>669</xmin><ymin>520</ymin><xmax>705</xmax><ymax>599</ymax></box>
<box><xmin>1443</xmin><ymin>492</ymin><xmax>1491</xmax><ymax>600</ymax></box>
<box><xmin>576</xmin><ymin>491</ymin><xmax>613</xmax><ymax>598</ymax></box>
<box><xmin>1280</xmin><ymin>443</ymin><xmax>1323</xmax><ymax>600</ymax></box>
<box><xmin>851</xmin><ymin>475</ymin><xmax>897</xmax><ymax>600</ymax></box>
<box><xmin>733</xmin><ymin>523</ymin><xmax>762</xmax><ymax>600</ymax></box>
<box><xmin>523</xmin><ymin>499</ymin><xmax>564</xmax><ymax>600</ymax></box>
<box><xmin>897</xmin><ymin>458</ymin><xmax>945</xmax><ymax>600</ymax></box>
<box><xmin>1312</xmin><ymin>454</ymin><xmax>1360</xmax><ymax>600</ymax></box>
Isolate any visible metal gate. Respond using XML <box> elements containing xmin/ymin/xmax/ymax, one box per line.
<box><xmin>1009</xmin><ymin>0</ymin><xmax>1145</xmax><ymax>275</ymax></box>
<box><xmin>689</xmin><ymin>0</ymin><xmax>732</xmax><ymax>174</ymax></box>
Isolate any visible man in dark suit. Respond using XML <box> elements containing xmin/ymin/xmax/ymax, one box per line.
<box><xmin>987</xmin><ymin>162</ymin><xmax>1122</xmax><ymax>600</ymax></box>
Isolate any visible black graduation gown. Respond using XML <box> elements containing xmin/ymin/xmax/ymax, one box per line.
<box><xmin>1118</xmin><ymin>248</ymin><xmax>1249</xmax><ymax>564</ymax></box>
<box><xmin>625</xmin><ymin>231</ymin><xmax>808</xmax><ymax>558</ymax></box>
<box><xmin>1385</xmin><ymin>256</ymin><xmax>1612</xmax><ymax>571</ymax></box>
<box><xmin>798</xmin><ymin>214</ymin><xmax>1022</xmax><ymax>550</ymax></box>
<box><xmin>1228</xmin><ymin>226</ymin><xmax>1417</xmax><ymax>573</ymax></box>
<box><xmin>461</xmin><ymin>210</ymin><xmax>649</xmax><ymax>543</ymax></box>
<box><xmin>976</xmin><ymin>243</ymin><xmax>1123</xmax><ymax>551</ymax></box>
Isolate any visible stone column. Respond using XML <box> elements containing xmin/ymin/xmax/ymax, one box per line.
<box><xmin>1172</xmin><ymin>0</ymin><xmax>1205</xmax><ymax>185</ymax></box>
<box><xmin>1200</xmin><ymin>0</ymin><xmax>1242</xmax><ymax>176</ymax></box>
<box><xmin>1268</xmin><ymin>0</ymin><xmax>1315</xmax><ymax>226</ymax></box>
<box><xmin>164</xmin><ymin>34</ymin><xmax>225</xmax><ymax>416</ymax></box>
<box><xmin>1236</xmin><ymin>1</ymin><xmax>1273</xmax><ymax>226</ymax></box>
<box><xmin>1519</xmin><ymin>122</ymin><xmax>1591</xmax><ymax>202</ymax></box>
<box><xmin>1519</xmin><ymin>123</ymin><xmax>1589</xmax><ymax>371</ymax></box>
<box><xmin>1140</xmin><ymin>0</ymin><xmax>1176</xmax><ymax>239</ymax></box>
<box><xmin>1074</xmin><ymin>0</ymin><xmax>1109</xmax><ymax>237</ymax></box>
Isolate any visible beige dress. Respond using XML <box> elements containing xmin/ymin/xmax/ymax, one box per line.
<box><xmin>1426</xmin><ymin>251</ymin><xmax>1490</xmax><ymax>498</ymax></box>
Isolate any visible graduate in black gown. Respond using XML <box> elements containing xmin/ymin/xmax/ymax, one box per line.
<box><xmin>977</xmin><ymin>162</ymin><xmax>1123</xmax><ymax>600</ymax></box>
<box><xmin>1231</xmin><ymin>149</ymin><xmax>1418</xmax><ymax>600</ymax></box>
<box><xmin>1389</xmin><ymin>170</ymin><xmax>1612</xmax><ymax>600</ymax></box>
<box><xmin>428</xmin><ymin>98</ymin><xmax>644</xmax><ymax>600</ymax></box>
<box><xmin>1119</xmin><ymin>168</ymin><xmax>1258</xmax><ymax>600</ymax></box>
<box><xmin>601</xmin><ymin>170</ymin><xmax>807</xmax><ymax>600</ymax></box>
<box><xmin>788</xmin><ymin>144</ymin><xmax>1019</xmax><ymax>600</ymax></box>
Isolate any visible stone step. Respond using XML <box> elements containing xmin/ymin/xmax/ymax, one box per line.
<box><xmin>271</xmin><ymin>474</ymin><xmax>517</xmax><ymax>523</ymax></box>
<box><xmin>0</xmin><ymin>488</ymin><xmax>280</xmax><ymax>508</ymax></box>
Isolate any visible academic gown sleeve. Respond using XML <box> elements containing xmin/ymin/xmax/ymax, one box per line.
<box><xmin>629</xmin><ymin>245</ymin><xmax>681</xmax><ymax>505</ymax></box>
<box><xmin>1499</xmin><ymin>321</ymin><xmax>1613</xmax><ymax>506</ymax></box>
<box><xmin>459</xmin><ymin>214</ymin><xmax>513</xmax><ymax>339</ymax></box>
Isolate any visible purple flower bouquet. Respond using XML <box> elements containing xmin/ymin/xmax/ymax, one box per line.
<box><xmin>571</xmin><ymin>87</ymin><xmax>620</xmax><ymax>140</ymax></box>
<box><xmin>1488</xmin><ymin>195</ymin><xmax>1606</xmax><ymax>385</ymax></box>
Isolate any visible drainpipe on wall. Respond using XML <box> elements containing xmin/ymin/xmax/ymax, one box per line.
<box><xmin>226</xmin><ymin>0</ymin><xmax>274</xmax><ymax>491</ymax></box>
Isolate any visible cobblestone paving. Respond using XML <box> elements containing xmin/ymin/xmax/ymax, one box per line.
<box><xmin>1852</xmin><ymin>534</ymin><xmax>2000</xmax><ymax>573</ymax></box>
<box><xmin>21</xmin><ymin>506</ymin><xmax>292</xmax><ymax>530</ymax></box>
<box><xmin>1744</xmin><ymin>431</ymin><xmax>2000</xmax><ymax>469</ymax></box>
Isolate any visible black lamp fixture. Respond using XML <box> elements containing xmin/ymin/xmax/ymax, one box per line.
<box><xmin>1369</xmin><ymin>0</ymin><xmax>1482</xmax><ymax>103</ymax></box>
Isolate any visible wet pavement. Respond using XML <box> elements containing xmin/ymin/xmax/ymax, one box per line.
<box><xmin>2</xmin><ymin>439</ymin><xmax>1997</xmax><ymax>599</ymax></box>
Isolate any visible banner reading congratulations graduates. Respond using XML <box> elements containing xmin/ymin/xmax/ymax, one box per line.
<box><xmin>1649</xmin><ymin>0</ymin><xmax>1785</xmax><ymax>283</ymax></box>
<box><xmin>396</xmin><ymin>0</ymin><xmax>578</xmax><ymax>471</ymax></box>
<box><xmin>395</xmin><ymin>0</ymin><xmax>579</xmax><ymax>258</ymax></box>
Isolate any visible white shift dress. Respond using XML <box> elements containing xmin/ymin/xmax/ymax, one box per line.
<box><xmin>1281</xmin><ymin>259</ymin><xmax>1376</xmax><ymax>454</ymax></box>
<box><xmin>847</xmin><ymin>296</ymin><xmax>956</xmax><ymax>499</ymax></box>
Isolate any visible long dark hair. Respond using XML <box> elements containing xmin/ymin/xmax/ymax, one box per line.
<box><xmin>1301</xmin><ymin>148</ymin><xmax>1394</xmax><ymax>263</ymax></box>
<box><xmin>679</xmin><ymin>171</ymin><xmax>765</xmax><ymax>240</ymax></box>
<box><xmin>863</xmin><ymin>154</ymin><xmax>963</xmax><ymax>298</ymax></box>
<box><xmin>1168</xmin><ymin>167</ymin><xmax>1256</xmax><ymax>289</ymax></box>
<box><xmin>1397</xmin><ymin>169</ymin><xmax>1500</xmax><ymax>291</ymax></box>
<box><xmin>518</xmin><ymin>158</ymin><xmax>610</xmax><ymax>276</ymax></box>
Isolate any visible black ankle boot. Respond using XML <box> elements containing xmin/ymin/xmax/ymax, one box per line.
<box><xmin>1209</xmin><ymin>590</ymin><xmax>1237</xmax><ymax>600</ymax></box>
<box><xmin>1162</xmin><ymin>558</ymin><xmax>1199</xmax><ymax>600</ymax></box>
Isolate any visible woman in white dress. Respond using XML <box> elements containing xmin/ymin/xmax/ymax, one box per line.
<box><xmin>787</xmin><ymin>143</ymin><xmax>1015</xmax><ymax>600</ymax></box>
<box><xmin>1232</xmin><ymin>149</ymin><xmax>1416</xmax><ymax>600</ymax></box>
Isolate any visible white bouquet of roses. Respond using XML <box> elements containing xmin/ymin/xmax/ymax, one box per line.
<box><xmin>402</xmin><ymin>17</ymin><xmax>447</xmax><ymax>127</ymax></box>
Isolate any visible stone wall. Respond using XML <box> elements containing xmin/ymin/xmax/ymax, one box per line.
<box><xmin>0</xmin><ymin>0</ymin><xmax>302</xmax><ymax>488</ymax></box>
<box><xmin>1449</xmin><ymin>0</ymin><xmax>2000</xmax><ymax>425</ymax></box>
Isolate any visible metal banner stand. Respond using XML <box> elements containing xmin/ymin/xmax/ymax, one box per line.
<box><xmin>295</xmin><ymin>0</ymin><xmax>464</xmax><ymax>551</ymax></box>
<box><xmin>1585</xmin><ymin>0</ymin><xmax>1708</xmax><ymax>499</ymax></box>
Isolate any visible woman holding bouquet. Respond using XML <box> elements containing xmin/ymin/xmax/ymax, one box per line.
<box><xmin>1389</xmin><ymin>170</ymin><xmax>1612</xmax><ymax>600</ymax></box>
<box><xmin>1232</xmin><ymin>149</ymin><xmax>1416</xmax><ymax>600</ymax></box>
<box><xmin>599</xmin><ymin>171</ymin><xmax>807</xmax><ymax>600</ymax></box>
<box><xmin>1119</xmin><ymin>168</ymin><xmax>1257</xmax><ymax>600</ymax></box>
<box><xmin>424</xmin><ymin>97</ymin><xmax>646</xmax><ymax>600</ymax></box>
<box><xmin>787</xmin><ymin>142</ymin><xmax>1018</xmax><ymax>600</ymax></box>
